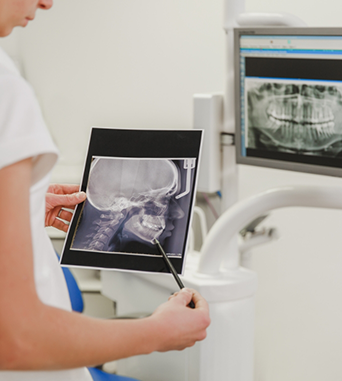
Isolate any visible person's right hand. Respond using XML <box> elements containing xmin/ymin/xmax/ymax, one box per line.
<box><xmin>148</xmin><ymin>288</ymin><xmax>210</xmax><ymax>352</ymax></box>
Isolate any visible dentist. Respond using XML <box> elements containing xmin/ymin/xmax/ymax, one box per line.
<box><xmin>0</xmin><ymin>1</ymin><xmax>210</xmax><ymax>380</ymax></box>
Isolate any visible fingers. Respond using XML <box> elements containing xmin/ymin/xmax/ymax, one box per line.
<box><xmin>154</xmin><ymin>288</ymin><xmax>210</xmax><ymax>352</ymax></box>
<box><xmin>169</xmin><ymin>288</ymin><xmax>209</xmax><ymax>314</ymax></box>
<box><xmin>47</xmin><ymin>191</ymin><xmax>87</xmax><ymax>209</ymax></box>
<box><xmin>60</xmin><ymin>184</ymin><xmax>82</xmax><ymax>195</ymax></box>
<box><xmin>176</xmin><ymin>289</ymin><xmax>192</xmax><ymax>305</ymax></box>
<box><xmin>48</xmin><ymin>208</ymin><xmax>73</xmax><ymax>232</ymax></box>
<box><xmin>189</xmin><ymin>289</ymin><xmax>209</xmax><ymax>311</ymax></box>
<box><xmin>45</xmin><ymin>190</ymin><xmax>86</xmax><ymax>232</ymax></box>
<box><xmin>168</xmin><ymin>288</ymin><xmax>194</xmax><ymax>307</ymax></box>
<box><xmin>51</xmin><ymin>216</ymin><xmax>70</xmax><ymax>233</ymax></box>
<box><xmin>64</xmin><ymin>191</ymin><xmax>87</xmax><ymax>207</ymax></box>
<box><xmin>48</xmin><ymin>184</ymin><xmax>81</xmax><ymax>195</ymax></box>
<box><xmin>57</xmin><ymin>208</ymin><xmax>73</xmax><ymax>222</ymax></box>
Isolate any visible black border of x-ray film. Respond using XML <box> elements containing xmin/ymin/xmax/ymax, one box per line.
<box><xmin>60</xmin><ymin>127</ymin><xmax>203</xmax><ymax>275</ymax></box>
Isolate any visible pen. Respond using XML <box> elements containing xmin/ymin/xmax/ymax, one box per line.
<box><xmin>154</xmin><ymin>238</ymin><xmax>195</xmax><ymax>309</ymax></box>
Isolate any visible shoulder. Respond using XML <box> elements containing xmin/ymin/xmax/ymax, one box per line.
<box><xmin>0</xmin><ymin>69</ymin><xmax>37</xmax><ymax>108</ymax></box>
<box><xmin>0</xmin><ymin>68</ymin><xmax>58</xmax><ymax>179</ymax></box>
<box><xmin>0</xmin><ymin>49</ymin><xmax>41</xmax><ymax>122</ymax></box>
<box><xmin>0</xmin><ymin>68</ymin><xmax>46</xmax><ymax>139</ymax></box>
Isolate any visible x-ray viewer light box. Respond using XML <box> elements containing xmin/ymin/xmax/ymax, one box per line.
<box><xmin>235</xmin><ymin>27</ymin><xmax>342</xmax><ymax>177</ymax></box>
<box><xmin>60</xmin><ymin>127</ymin><xmax>203</xmax><ymax>275</ymax></box>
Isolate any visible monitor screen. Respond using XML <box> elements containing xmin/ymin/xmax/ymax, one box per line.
<box><xmin>235</xmin><ymin>27</ymin><xmax>342</xmax><ymax>177</ymax></box>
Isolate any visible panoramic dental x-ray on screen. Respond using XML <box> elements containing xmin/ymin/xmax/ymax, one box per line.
<box><xmin>236</xmin><ymin>30</ymin><xmax>342</xmax><ymax>176</ymax></box>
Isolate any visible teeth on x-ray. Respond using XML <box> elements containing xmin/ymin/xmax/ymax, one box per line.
<box><xmin>141</xmin><ymin>214</ymin><xmax>166</xmax><ymax>231</ymax></box>
<box><xmin>248</xmin><ymin>83</ymin><xmax>342</xmax><ymax>151</ymax></box>
<box><xmin>267</xmin><ymin>96</ymin><xmax>335</xmax><ymax>140</ymax></box>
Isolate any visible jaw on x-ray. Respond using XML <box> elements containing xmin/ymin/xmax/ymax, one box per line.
<box><xmin>247</xmin><ymin>82</ymin><xmax>342</xmax><ymax>155</ymax></box>
<box><xmin>71</xmin><ymin>157</ymin><xmax>194</xmax><ymax>256</ymax></box>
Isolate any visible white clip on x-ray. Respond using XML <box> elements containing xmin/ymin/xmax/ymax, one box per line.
<box><xmin>101</xmin><ymin>1</ymin><xmax>342</xmax><ymax>380</ymax></box>
<box><xmin>175</xmin><ymin>158</ymin><xmax>196</xmax><ymax>200</ymax></box>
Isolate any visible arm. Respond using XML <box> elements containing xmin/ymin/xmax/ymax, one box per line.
<box><xmin>0</xmin><ymin>158</ymin><xmax>210</xmax><ymax>371</ymax></box>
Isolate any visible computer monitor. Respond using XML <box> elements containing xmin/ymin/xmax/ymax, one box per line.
<box><xmin>235</xmin><ymin>27</ymin><xmax>342</xmax><ymax>177</ymax></box>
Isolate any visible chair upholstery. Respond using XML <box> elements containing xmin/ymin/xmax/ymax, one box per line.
<box><xmin>60</xmin><ymin>262</ymin><xmax>84</xmax><ymax>312</ymax></box>
<box><xmin>88</xmin><ymin>367</ymin><xmax>140</xmax><ymax>381</ymax></box>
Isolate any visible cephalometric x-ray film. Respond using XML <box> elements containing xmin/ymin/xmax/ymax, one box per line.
<box><xmin>60</xmin><ymin>128</ymin><xmax>203</xmax><ymax>275</ymax></box>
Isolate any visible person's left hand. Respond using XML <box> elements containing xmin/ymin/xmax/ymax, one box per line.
<box><xmin>45</xmin><ymin>184</ymin><xmax>86</xmax><ymax>232</ymax></box>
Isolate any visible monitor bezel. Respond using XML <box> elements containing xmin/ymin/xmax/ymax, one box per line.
<box><xmin>234</xmin><ymin>27</ymin><xmax>342</xmax><ymax>177</ymax></box>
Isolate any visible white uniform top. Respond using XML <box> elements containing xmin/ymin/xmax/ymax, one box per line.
<box><xmin>0</xmin><ymin>47</ymin><xmax>92</xmax><ymax>381</ymax></box>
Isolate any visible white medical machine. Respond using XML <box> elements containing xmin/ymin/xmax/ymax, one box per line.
<box><xmin>101</xmin><ymin>8</ymin><xmax>342</xmax><ymax>381</ymax></box>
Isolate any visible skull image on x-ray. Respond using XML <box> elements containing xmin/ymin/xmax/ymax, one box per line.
<box><xmin>71</xmin><ymin>157</ymin><xmax>190</xmax><ymax>256</ymax></box>
<box><xmin>246</xmin><ymin>82</ymin><xmax>342</xmax><ymax>155</ymax></box>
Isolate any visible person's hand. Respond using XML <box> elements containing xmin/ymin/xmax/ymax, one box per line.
<box><xmin>45</xmin><ymin>184</ymin><xmax>86</xmax><ymax>232</ymax></box>
<box><xmin>149</xmin><ymin>288</ymin><xmax>210</xmax><ymax>352</ymax></box>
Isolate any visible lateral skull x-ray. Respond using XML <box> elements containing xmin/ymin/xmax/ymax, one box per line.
<box><xmin>246</xmin><ymin>81</ymin><xmax>342</xmax><ymax>155</ymax></box>
<box><xmin>71</xmin><ymin>157</ymin><xmax>194</xmax><ymax>257</ymax></box>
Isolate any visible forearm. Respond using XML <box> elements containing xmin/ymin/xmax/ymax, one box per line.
<box><xmin>1</xmin><ymin>287</ymin><xmax>210</xmax><ymax>371</ymax></box>
<box><xmin>1</xmin><ymin>302</ymin><xmax>156</xmax><ymax>370</ymax></box>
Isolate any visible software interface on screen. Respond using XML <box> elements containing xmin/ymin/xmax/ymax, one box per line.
<box><xmin>239</xmin><ymin>33</ymin><xmax>342</xmax><ymax>170</ymax></box>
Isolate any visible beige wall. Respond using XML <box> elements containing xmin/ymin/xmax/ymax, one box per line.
<box><xmin>10</xmin><ymin>0</ymin><xmax>225</xmax><ymax>182</ymax></box>
<box><xmin>1</xmin><ymin>0</ymin><xmax>342</xmax><ymax>380</ymax></box>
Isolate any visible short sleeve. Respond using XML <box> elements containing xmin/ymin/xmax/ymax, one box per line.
<box><xmin>0</xmin><ymin>72</ymin><xmax>58</xmax><ymax>185</ymax></box>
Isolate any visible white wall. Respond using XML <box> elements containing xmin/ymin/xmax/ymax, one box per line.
<box><xmin>239</xmin><ymin>1</ymin><xmax>342</xmax><ymax>380</ymax></box>
<box><xmin>246</xmin><ymin>0</ymin><xmax>342</xmax><ymax>27</ymax></box>
<box><xmin>2</xmin><ymin>0</ymin><xmax>342</xmax><ymax>380</ymax></box>
<box><xmin>12</xmin><ymin>0</ymin><xmax>225</xmax><ymax>182</ymax></box>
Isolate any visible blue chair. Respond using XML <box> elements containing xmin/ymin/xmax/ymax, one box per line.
<box><xmin>59</xmin><ymin>260</ymin><xmax>84</xmax><ymax>313</ymax></box>
<box><xmin>88</xmin><ymin>367</ymin><xmax>139</xmax><ymax>381</ymax></box>
<box><xmin>56</xmin><ymin>253</ymin><xmax>141</xmax><ymax>381</ymax></box>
